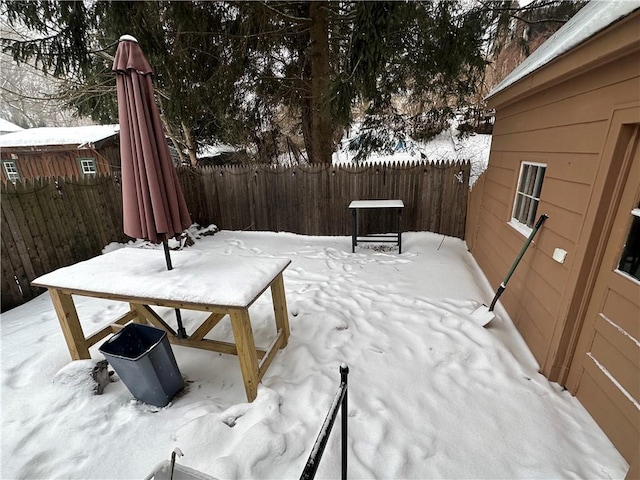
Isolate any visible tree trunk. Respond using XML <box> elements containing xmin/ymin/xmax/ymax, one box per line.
<box><xmin>307</xmin><ymin>1</ymin><xmax>333</xmax><ymax>164</ymax></box>
<box><xmin>181</xmin><ymin>121</ymin><xmax>198</xmax><ymax>166</ymax></box>
<box><xmin>157</xmin><ymin>100</ymin><xmax>188</xmax><ymax>166</ymax></box>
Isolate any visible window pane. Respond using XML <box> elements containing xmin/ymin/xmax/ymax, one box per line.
<box><xmin>514</xmin><ymin>194</ymin><xmax>527</xmax><ymax>222</ymax></box>
<box><xmin>518</xmin><ymin>164</ymin><xmax>530</xmax><ymax>193</ymax></box>
<box><xmin>513</xmin><ymin>162</ymin><xmax>546</xmax><ymax>229</ymax></box>
<box><xmin>517</xmin><ymin>193</ymin><xmax>529</xmax><ymax>222</ymax></box>
<box><xmin>523</xmin><ymin>165</ymin><xmax>535</xmax><ymax>196</ymax></box>
<box><xmin>618</xmin><ymin>206</ymin><xmax>640</xmax><ymax>281</ymax></box>
<box><xmin>533</xmin><ymin>166</ymin><xmax>545</xmax><ymax>196</ymax></box>
<box><xmin>526</xmin><ymin>197</ymin><xmax>539</xmax><ymax>227</ymax></box>
<box><xmin>80</xmin><ymin>158</ymin><xmax>97</xmax><ymax>175</ymax></box>
<box><xmin>3</xmin><ymin>161</ymin><xmax>19</xmax><ymax>181</ymax></box>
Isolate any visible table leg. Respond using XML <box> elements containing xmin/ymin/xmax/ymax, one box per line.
<box><xmin>130</xmin><ymin>303</ymin><xmax>147</xmax><ymax>324</ymax></box>
<box><xmin>351</xmin><ymin>208</ymin><xmax>357</xmax><ymax>253</ymax></box>
<box><xmin>229</xmin><ymin>308</ymin><xmax>260</xmax><ymax>402</ymax></box>
<box><xmin>49</xmin><ymin>288</ymin><xmax>90</xmax><ymax>360</ymax></box>
<box><xmin>270</xmin><ymin>273</ymin><xmax>290</xmax><ymax>346</ymax></box>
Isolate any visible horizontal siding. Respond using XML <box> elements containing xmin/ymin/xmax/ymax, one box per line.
<box><xmin>485</xmin><ymin>162</ymin><xmax>515</xmax><ymax>186</ymax></box>
<box><xmin>543</xmin><ymin>152</ymin><xmax>600</xmax><ymax>185</ymax></box>
<box><xmin>602</xmin><ymin>283</ymin><xmax>640</xmax><ymax>341</ymax></box>
<box><xmin>578</xmin><ymin>356</ymin><xmax>639</xmax><ymax>463</ymax></box>
<box><xmin>482</xmin><ymin>184</ymin><xmax>511</xmax><ymax>219</ymax></box>
<box><xmin>533</xmin><ymin>229</ymin><xmax>572</xmax><ymax>285</ymax></box>
<box><xmin>538</xmin><ymin>203</ymin><xmax>584</xmax><ymax>243</ymax></box>
<box><xmin>494</xmin><ymin>74</ymin><xmax>640</xmax><ymax>135</ymax></box>
<box><xmin>473</xmin><ymin>225</ymin><xmax>508</xmax><ymax>294</ymax></box>
<box><xmin>512</xmin><ymin>305</ymin><xmax>548</xmax><ymax>361</ymax></box>
<box><xmin>480</xmin><ymin>209</ymin><xmax>535</xmax><ymax>261</ymax></box>
<box><xmin>592</xmin><ymin>315</ymin><xmax>639</xmax><ymax>402</ymax></box>
<box><xmin>491</xmin><ymin>121</ymin><xmax>608</xmax><ymax>154</ymax></box>
<box><xmin>519</xmin><ymin>287</ymin><xmax>558</xmax><ymax>340</ymax></box>
<box><xmin>494</xmin><ymin>53</ymin><xmax>640</xmax><ymax>122</ymax></box>
<box><xmin>2</xmin><ymin>149</ymin><xmax>113</xmax><ymax>180</ymax></box>
<box><xmin>519</xmin><ymin>263</ymin><xmax>563</xmax><ymax>318</ymax></box>
<box><xmin>542</xmin><ymin>177</ymin><xmax>592</xmax><ymax>215</ymax></box>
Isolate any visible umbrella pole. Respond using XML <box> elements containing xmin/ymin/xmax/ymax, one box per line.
<box><xmin>163</xmin><ymin>238</ymin><xmax>188</xmax><ymax>339</ymax></box>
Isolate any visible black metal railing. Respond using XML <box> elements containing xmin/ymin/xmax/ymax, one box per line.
<box><xmin>300</xmin><ymin>364</ymin><xmax>349</xmax><ymax>480</ymax></box>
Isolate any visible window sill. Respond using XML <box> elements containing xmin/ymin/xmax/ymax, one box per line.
<box><xmin>508</xmin><ymin>219</ymin><xmax>533</xmax><ymax>238</ymax></box>
<box><xmin>615</xmin><ymin>269</ymin><xmax>640</xmax><ymax>286</ymax></box>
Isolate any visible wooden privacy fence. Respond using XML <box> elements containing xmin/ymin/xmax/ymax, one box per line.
<box><xmin>2</xmin><ymin>175</ymin><xmax>128</xmax><ymax>312</ymax></box>
<box><xmin>177</xmin><ymin>161</ymin><xmax>470</xmax><ymax>237</ymax></box>
<box><xmin>1</xmin><ymin>161</ymin><xmax>469</xmax><ymax>311</ymax></box>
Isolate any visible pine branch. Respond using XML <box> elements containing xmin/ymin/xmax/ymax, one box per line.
<box><xmin>260</xmin><ymin>2</ymin><xmax>312</xmax><ymax>24</ymax></box>
<box><xmin>509</xmin><ymin>15</ymin><xmax>568</xmax><ymax>24</ymax></box>
<box><xmin>479</xmin><ymin>0</ymin><xmax>575</xmax><ymax>24</ymax></box>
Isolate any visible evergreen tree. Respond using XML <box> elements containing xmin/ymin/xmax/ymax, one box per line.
<box><xmin>1</xmin><ymin>0</ymin><xmax>582</xmax><ymax>165</ymax></box>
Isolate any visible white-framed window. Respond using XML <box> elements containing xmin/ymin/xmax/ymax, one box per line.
<box><xmin>79</xmin><ymin>157</ymin><xmax>97</xmax><ymax>176</ymax></box>
<box><xmin>617</xmin><ymin>204</ymin><xmax>640</xmax><ymax>282</ymax></box>
<box><xmin>3</xmin><ymin>160</ymin><xmax>19</xmax><ymax>182</ymax></box>
<box><xmin>511</xmin><ymin>162</ymin><xmax>546</xmax><ymax>232</ymax></box>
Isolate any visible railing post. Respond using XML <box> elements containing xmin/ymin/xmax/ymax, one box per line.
<box><xmin>300</xmin><ymin>364</ymin><xmax>349</xmax><ymax>480</ymax></box>
<box><xmin>340</xmin><ymin>364</ymin><xmax>349</xmax><ymax>480</ymax></box>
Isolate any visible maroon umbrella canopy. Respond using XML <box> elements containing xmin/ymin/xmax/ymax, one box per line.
<box><xmin>113</xmin><ymin>35</ymin><xmax>191</xmax><ymax>244</ymax></box>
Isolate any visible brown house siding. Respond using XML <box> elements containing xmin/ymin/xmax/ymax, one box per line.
<box><xmin>467</xmin><ymin>10</ymin><xmax>640</xmax><ymax>470</ymax></box>
<box><xmin>1</xmin><ymin>143</ymin><xmax>120</xmax><ymax>182</ymax></box>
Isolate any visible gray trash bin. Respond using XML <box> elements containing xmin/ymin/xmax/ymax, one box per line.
<box><xmin>99</xmin><ymin>324</ymin><xmax>183</xmax><ymax>407</ymax></box>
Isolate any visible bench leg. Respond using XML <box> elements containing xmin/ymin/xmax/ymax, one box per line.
<box><xmin>351</xmin><ymin>209</ymin><xmax>357</xmax><ymax>253</ymax></box>
<box><xmin>398</xmin><ymin>208</ymin><xmax>403</xmax><ymax>254</ymax></box>
<box><xmin>229</xmin><ymin>308</ymin><xmax>260</xmax><ymax>402</ymax></box>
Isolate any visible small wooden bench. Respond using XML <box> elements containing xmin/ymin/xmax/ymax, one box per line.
<box><xmin>349</xmin><ymin>199</ymin><xmax>404</xmax><ymax>253</ymax></box>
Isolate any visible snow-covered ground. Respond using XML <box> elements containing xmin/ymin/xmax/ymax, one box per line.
<box><xmin>1</xmin><ymin>229</ymin><xmax>627</xmax><ymax>479</ymax></box>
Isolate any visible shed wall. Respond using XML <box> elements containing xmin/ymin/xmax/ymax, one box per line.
<box><xmin>468</xmin><ymin>42</ymin><xmax>640</xmax><ymax>374</ymax></box>
<box><xmin>466</xmin><ymin>12</ymin><xmax>640</xmax><ymax>470</ymax></box>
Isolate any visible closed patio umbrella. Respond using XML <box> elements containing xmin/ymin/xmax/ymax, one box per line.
<box><xmin>113</xmin><ymin>34</ymin><xmax>192</xmax><ymax>338</ymax></box>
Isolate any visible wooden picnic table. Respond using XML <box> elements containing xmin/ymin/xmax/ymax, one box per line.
<box><xmin>31</xmin><ymin>248</ymin><xmax>291</xmax><ymax>402</ymax></box>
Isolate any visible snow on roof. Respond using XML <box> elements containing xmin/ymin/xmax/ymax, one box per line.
<box><xmin>333</xmin><ymin>121</ymin><xmax>492</xmax><ymax>186</ymax></box>
<box><xmin>487</xmin><ymin>0</ymin><xmax>639</xmax><ymax>99</ymax></box>
<box><xmin>0</xmin><ymin>118</ymin><xmax>24</xmax><ymax>134</ymax></box>
<box><xmin>198</xmin><ymin>143</ymin><xmax>238</xmax><ymax>158</ymax></box>
<box><xmin>0</xmin><ymin>124</ymin><xmax>119</xmax><ymax>148</ymax></box>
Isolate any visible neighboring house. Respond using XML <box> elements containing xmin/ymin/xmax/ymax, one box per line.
<box><xmin>0</xmin><ymin>125</ymin><xmax>120</xmax><ymax>183</ymax></box>
<box><xmin>467</xmin><ymin>1</ymin><xmax>639</xmax><ymax>475</ymax></box>
<box><xmin>0</xmin><ymin>118</ymin><xmax>24</xmax><ymax>136</ymax></box>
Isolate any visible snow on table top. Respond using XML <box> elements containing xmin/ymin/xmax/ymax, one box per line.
<box><xmin>32</xmin><ymin>247</ymin><xmax>291</xmax><ymax>308</ymax></box>
<box><xmin>349</xmin><ymin>199</ymin><xmax>404</xmax><ymax>209</ymax></box>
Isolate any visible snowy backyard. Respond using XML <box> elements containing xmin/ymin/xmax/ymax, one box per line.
<box><xmin>0</xmin><ymin>228</ymin><xmax>628</xmax><ymax>479</ymax></box>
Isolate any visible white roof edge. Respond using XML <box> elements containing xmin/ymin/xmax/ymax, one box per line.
<box><xmin>0</xmin><ymin>124</ymin><xmax>119</xmax><ymax>148</ymax></box>
<box><xmin>0</xmin><ymin>118</ymin><xmax>24</xmax><ymax>133</ymax></box>
<box><xmin>486</xmin><ymin>0</ymin><xmax>640</xmax><ymax>100</ymax></box>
